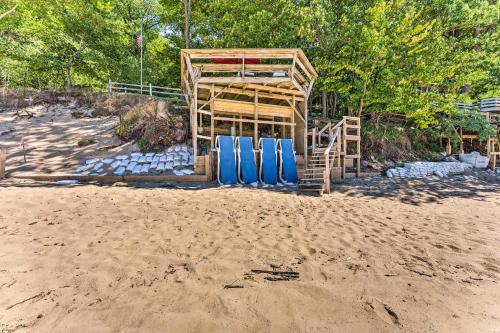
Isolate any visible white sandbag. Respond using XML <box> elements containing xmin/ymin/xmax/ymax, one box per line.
<box><xmin>111</xmin><ymin>160</ymin><xmax>121</xmax><ymax>169</ymax></box>
<box><xmin>102</xmin><ymin>159</ymin><xmax>114</xmax><ymax>164</ymax></box>
<box><xmin>126</xmin><ymin>162</ymin><xmax>137</xmax><ymax>171</ymax></box>
<box><xmin>114</xmin><ymin>167</ymin><xmax>125</xmax><ymax>176</ymax></box>
<box><xmin>132</xmin><ymin>165</ymin><xmax>142</xmax><ymax>174</ymax></box>
<box><xmin>140</xmin><ymin>164</ymin><xmax>150</xmax><ymax>173</ymax></box>
<box><xmin>180</xmin><ymin>169</ymin><xmax>194</xmax><ymax>175</ymax></box>
<box><xmin>156</xmin><ymin>162</ymin><xmax>165</xmax><ymax>171</ymax></box>
<box><xmin>86</xmin><ymin>159</ymin><xmax>99</xmax><ymax>164</ymax></box>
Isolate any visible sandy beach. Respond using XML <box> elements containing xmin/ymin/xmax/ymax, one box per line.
<box><xmin>0</xmin><ymin>178</ymin><xmax>499</xmax><ymax>333</ymax></box>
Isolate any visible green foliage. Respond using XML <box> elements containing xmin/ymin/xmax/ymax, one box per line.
<box><xmin>0</xmin><ymin>0</ymin><xmax>498</xmax><ymax>135</ymax></box>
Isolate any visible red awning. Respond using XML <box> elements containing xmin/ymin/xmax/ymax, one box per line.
<box><xmin>211</xmin><ymin>58</ymin><xmax>261</xmax><ymax>64</ymax></box>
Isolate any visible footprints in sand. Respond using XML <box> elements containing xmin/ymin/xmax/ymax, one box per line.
<box><xmin>364</xmin><ymin>297</ymin><xmax>401</xmax><ymax>326</ymax></box>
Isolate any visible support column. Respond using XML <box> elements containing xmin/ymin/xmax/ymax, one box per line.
<box><xmin>254</xmin><ymin>90</ymin><xmax>259</xmax><ymax>148</ymax></box>
<box><xmin>210</xmin><ymin>84</ymin><xmax>215</xmax><ymax>149</ymax></box>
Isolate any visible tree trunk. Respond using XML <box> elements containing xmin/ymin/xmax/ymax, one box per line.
<box><xmin>182</xmin><ymin>0</ymin><xmax>191</xmax><ymax>48</ymax></box>
<box><xmin>65</xmin><ymin>50</ymin><xmax>79</xmax><ymax>91</ymax></box>
<box><xmin>66</xmin><ymin>63</ymin><xmax>72</xmax><ymax>91</ymax></box>
<box><xmin>358</xmin><ymin>80</ymin><xmax>368</xmax><ymax>117</ymax></box>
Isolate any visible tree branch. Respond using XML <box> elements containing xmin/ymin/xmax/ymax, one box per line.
<box><xmin>0</xmin><ymin>5</ymin><xmax>17</xmax><ymax>21</ymax></box>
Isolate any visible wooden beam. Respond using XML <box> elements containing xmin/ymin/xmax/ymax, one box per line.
<box><xmin>212</xmin><ymin>116</ymin><xmax>295</xmax><ymax>126</ymax></box>
<box><xmin>197</xmin><ymin>84</ymin><xmax>305</xmax><ymax>101</ymax></box>
<box><xmin>254</xmin><ymin>91</ymin><xmax>259</xmax><ymax>148</ymax></box>
<box><xmin>286</xmin><ymin>99</ymin><xmax>306</xmax><ymax>124</ymax></box>
<box><xmin>244</xmin><ymin>83</ymin><xmax>304</xmax><ymax>96</ymax></box>
<box><xmin>192</xmin><ymin>64</ymin><xmax>291</xmax><ymax>73</ymax></box>
<box><xmin>212</xmin><ymin>98</ymin><xmax>293</xmax><ymax>118</ymax></box>
<box><xmin>196</xmin><ymin>77</ymin><xmax>292</xmax><ymax>85</ymax></box>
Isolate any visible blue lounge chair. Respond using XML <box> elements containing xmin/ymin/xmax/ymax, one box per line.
<box><xmin>278</xmin><ymin>139</ymin><xmax>298</xmax><ymax>183</ymax></box>
<box><xmin>258</xmin><ymin>138</ymin><xmax>278</xmax><ymax>185</ymax></box>
<box><xmin>215</xmin><ymin>136</ymin><xmax>238</xmax><ymax>185</ymax></box>
<box><xmin>236</xmin><ymin>137</ymin><xmax>258</xmax><ymax>184</ymax></box>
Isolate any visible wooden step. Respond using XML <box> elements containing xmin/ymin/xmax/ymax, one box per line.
<box><xmin>344</xmin><ymin>154</ymin><xmax>361</xmax><ymax>159</ymax></box>
<box><xmin>344</xmin><ymin>135</ymin><xmax>361</xmax><ymax>141</ymax></box>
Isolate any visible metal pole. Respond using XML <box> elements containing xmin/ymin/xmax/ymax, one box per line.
<box><xmin>149</xmin><ymin>83</ymin><xmax>152</xmax><ymax>96</ymax></box>
<box><xmin>140</xmin><ymin>21</ymin><xmax>143</xmax><ymax>94</ymax></box>
<box><xmin>108</xmin><ymin>79</ymin><xmax>112</xmax><ymax>93</ymax></box>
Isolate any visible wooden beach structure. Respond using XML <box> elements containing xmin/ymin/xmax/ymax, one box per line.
<box><xmin>180</xmin><ymin>48</ymin><xmax>361</xmax><ymax>193</ymax></box>
<box><xmin>181</xmin><ymin>48</ymin><xmax>316</xmax><ymax>164</ymax></box>
<box><xmin>451</xmin><ymin>98</ymin><xmax>500</xmax><ymax>169</ymax></box>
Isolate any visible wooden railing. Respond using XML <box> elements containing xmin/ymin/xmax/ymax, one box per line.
<box><xmin>322</xmin><ymin>127</ymin><xmax>341</xmax><ymax>193</ymax></box>
<box><xmin>108</xmin><ymin>80</ymin><xmax>187</xmax><ymax>102</ymax></box>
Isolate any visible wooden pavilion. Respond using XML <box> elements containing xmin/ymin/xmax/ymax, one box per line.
<box><xmin>181</xmin><ymin>48</ymin><xmax>318</xmax><ymax>178</ymax></box>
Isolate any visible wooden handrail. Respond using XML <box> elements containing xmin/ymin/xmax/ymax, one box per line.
<box><xmin>323</xmin><ymin>127</ymin><xmax>341</xmax><ymax>194</ymax></box>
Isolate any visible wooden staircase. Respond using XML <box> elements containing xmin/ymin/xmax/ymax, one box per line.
<box><xmin>299</xmin><ymin>116</ymin><xmax>361</xmax><ymax>195</ymax></box>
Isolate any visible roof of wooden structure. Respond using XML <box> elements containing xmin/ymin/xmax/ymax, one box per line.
<box><xmin>180</xmin><ymin>48</ymin><xmax>317</xmax><ymax>103</ymax></box>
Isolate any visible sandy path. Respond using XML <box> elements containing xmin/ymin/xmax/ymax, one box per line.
<box><xmin>0</xmin><ymin>105</ymin><xmax>120</xmax><ymax>174</ymax></box>
<box><xmin>0</xmin><ymin>179</ymin><xmax>499</xmax><ymax>332</ymax></box>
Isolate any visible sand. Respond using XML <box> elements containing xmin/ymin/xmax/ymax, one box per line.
<box><xmin>0</xmin><ymin>178</ymin><xmax>499</xmax><ymax>333</ymax></box>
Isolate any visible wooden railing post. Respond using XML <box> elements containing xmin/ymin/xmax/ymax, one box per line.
<box><xmin>312</xmin><ymin>127</ymin><xmax>317</xmax><ymax>152</ymax></box>
<box><xmin>324</xmin><ymin>150</ymin><xmax>330</xmax><ymax>194</ymax></box>
<box><xmin>149</xmin><ymin>83</ymin><xmax>153</xmax><ymax>96</ymax></box>
<box><xmin>0</xmin><ymin>148</ymin><xmax>6</xmax><ymax>179</ymax></box>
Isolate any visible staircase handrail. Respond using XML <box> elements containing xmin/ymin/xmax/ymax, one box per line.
<box><xmin>323</xmin><ymin>127</ymin><xmax>341</xmax><ymax>194</ymax></box>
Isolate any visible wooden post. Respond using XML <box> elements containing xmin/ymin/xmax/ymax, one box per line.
<box><xmin>459</xmin><ymin>127</ymin><xmax>464</xmax><ymax>154</ymax></box>
<box><xmin>254</xmin><ymin>90</ymin><xmax>258</xmax><ymax>148</ymax></box>
<box><xmin>193</xmin><ymin>82</ymin><xmax>198</xmax><ymax>164</ymax></box>
<box><xmin>210</xmin><ymin>84</ymin><xmax>215</xmax><ymax>149</ymax></box>
<box><xmin>324</xmin><ymin>151</ymin><xmax>330</xmax><ymax>194</ymax></box>
<box><xmin>322</xmin><ymin>91</ymin><xmax>327</xmax><ymax>118</ymax></box>
<box><xmin>291</xmin><ymin>96</ymin><xmax>295</xmax><ymax>148</ymax></box>
<box><xmin>239</xmin><ymin>114</ymin><xmax>243</xmax><ymax>136</ymax></box>
<box><xmin>149</xmin><ymin>83</ymin><xmax>153</xmax><ymax>96</ymax></box>
<box><xmin>0</xmin><ymin>149</ymin><xmax>6</xmax><ymax>179</ymax></box>
<box><xmin>108</xmin><ymin>79</ymin><xmax>112</xmax><ymax>93</ymax></box>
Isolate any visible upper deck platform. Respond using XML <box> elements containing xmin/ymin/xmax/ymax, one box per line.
<box><xmin>181</xmin><ymin>48</ymin><xmax>318</xmax><ymax>100</ymax></box>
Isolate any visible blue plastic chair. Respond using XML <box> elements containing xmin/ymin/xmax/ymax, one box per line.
<box><xmin>278</xmin><ymin>139</ymin><xmax>298</xmax><ymax>183</ymax></box>
<box><xmin>215</xmin><ymin>136</ymin><xmax>238</xmax><ymax>185</ymax></box>
<box><xmin>236</xmin><ymin>137</ymin><xmax>258</xmax><ymax>184</ymax></box>
<box><xmin>258</xmin><ymin>138</ymin><xmax>278</xmax><ymax>185</ymax></box>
